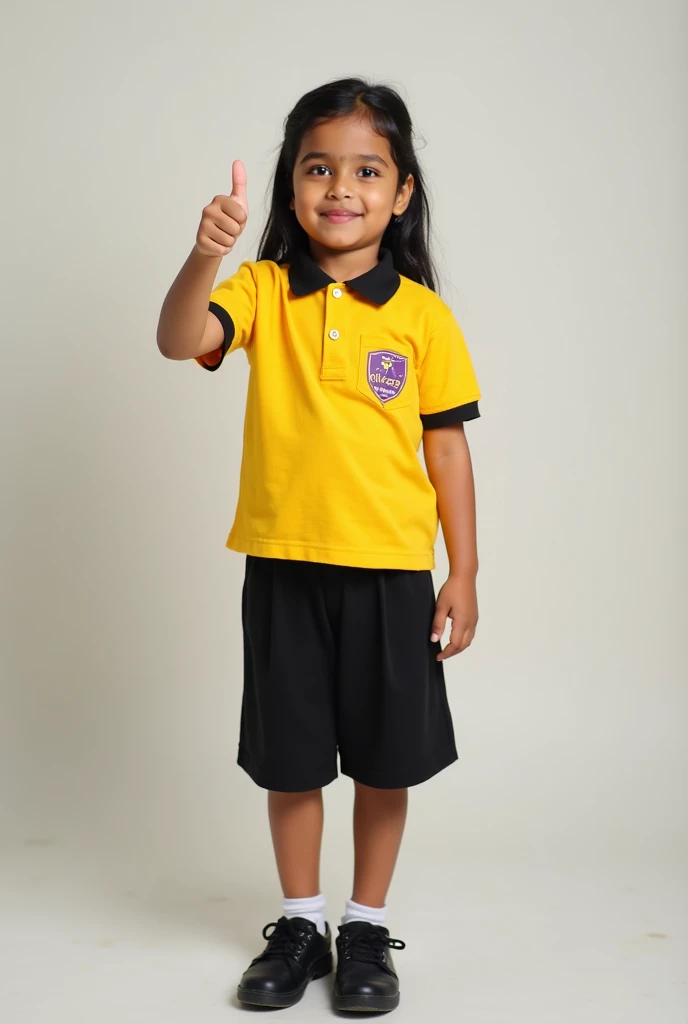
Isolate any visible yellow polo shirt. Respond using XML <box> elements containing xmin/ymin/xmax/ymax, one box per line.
<box><xmin>196</xmin><ymin>247</ymin><xmax>481</xmax><ymax>570</ymax></box>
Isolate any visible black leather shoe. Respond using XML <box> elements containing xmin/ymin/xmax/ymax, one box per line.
<box><xmin>334</xmin><ymin>921</ymin><xmax>406</xmax><ymax>1012</ymax></box>
<box><xmin>236</xmin><ymin>916</ymin><xmax>332</xmax><ymax>1008</ymax></box>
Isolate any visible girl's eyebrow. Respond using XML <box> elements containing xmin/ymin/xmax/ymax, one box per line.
<box><xmin>299</xmin><ymin>151</ymin><xmax>390</xmax><ymax>168</ymax></box>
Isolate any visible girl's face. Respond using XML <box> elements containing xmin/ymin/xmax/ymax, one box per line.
<box><xmin>290</xmin><ymin>114</ymin><xmax>413</xmax><ymax>254</ymax></box>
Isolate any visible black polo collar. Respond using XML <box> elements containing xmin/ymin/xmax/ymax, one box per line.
<box><xmin>288</xmin><ymin>247</ymin><xmax>400</xmax><ymax>305</ymax></box>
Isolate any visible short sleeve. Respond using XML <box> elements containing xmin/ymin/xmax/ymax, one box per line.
<box><xmin>418</xmin><ymin>311</ymin><xmax>482</xmax><ymax>429</ymax></box>
<box><xmin>195</xmin><ymin>261</ymin><xmax>258</xmax><ymax>371</ymax></box>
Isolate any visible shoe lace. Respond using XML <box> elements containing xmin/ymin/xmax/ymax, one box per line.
<box><xmin>341</xmin><ymin>926</ymin><xmax>406</xmax><ymax>965</ymax></box>
<box><xmin>255</xmin><ymin>917</ymin><xmax>311</xmax><ymax>962</ymax></box>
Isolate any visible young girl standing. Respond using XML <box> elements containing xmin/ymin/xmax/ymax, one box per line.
<box><xmin>157</xmin><ymin>78</ymin><xmax>481</xmax><ymax>1014</ymax></box>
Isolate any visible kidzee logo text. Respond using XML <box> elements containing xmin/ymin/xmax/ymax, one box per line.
<box><xmin>366</xmin><ymin>350</ymin><xmax>408</xmax><ymax>405</ymax></box>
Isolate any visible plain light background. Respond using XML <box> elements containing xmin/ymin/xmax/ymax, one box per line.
<box><xmin>1</xmin><ymin>0</ymin><xmax>686</xmax><ymax>1020</ymax></box>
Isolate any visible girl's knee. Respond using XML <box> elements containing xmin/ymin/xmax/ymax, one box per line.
<box><xmin>354</xmin><ymin>781</ymin><xmax>408</xmax><ymax>798</ymax></box>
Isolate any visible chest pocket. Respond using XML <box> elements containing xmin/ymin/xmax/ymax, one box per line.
<box><xmin>356</xmin><ymin>336</ymin><xmax>415</xmax><ymax>411</ymax></box>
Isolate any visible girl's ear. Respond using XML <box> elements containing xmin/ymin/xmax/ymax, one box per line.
<box><xmin>393</xmin><ymin>174</ymin><xmax>414</xmax><ymax>216</ymax></box>
<box><xmin>289</xmin><ymin>195</ymin><xmax>295</xmax><ymax>211</ymax></box>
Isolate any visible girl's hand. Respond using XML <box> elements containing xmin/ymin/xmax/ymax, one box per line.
<box><xmin>196</xmin><ymin>159</ymin><xmax>248</xmax><ymax>257</ymax></box>
<box><xmin>430</xmin><ymin>574</ymin><xmax>478</xmax><ymax>662</ymax></box>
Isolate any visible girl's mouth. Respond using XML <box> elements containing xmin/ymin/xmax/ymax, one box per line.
<box><xmin>321</xmin><ymin>211</ymin><xmax>362</xmax><ymax>223</ymax></box>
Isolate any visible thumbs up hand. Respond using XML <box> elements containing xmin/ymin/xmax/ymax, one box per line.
<box><xmin>196</xmin><ymin>160</ymin><xmax>249</xmax><ymax>257</ymax></box>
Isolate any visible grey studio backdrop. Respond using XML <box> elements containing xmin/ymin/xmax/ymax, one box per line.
<box><xmin>1</xmin><ymin>1</ymin><xmax>686</xmax><ymax>1021</ymax></box>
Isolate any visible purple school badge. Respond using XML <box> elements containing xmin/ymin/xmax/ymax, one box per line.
<box><xmin>366</xmin><ymin>350</ymin><xmax>408</xmax><ymax>405</ymax></box>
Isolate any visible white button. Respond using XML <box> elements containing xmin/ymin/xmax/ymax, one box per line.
<box><xmin>329</xmin><ymin>329</ymin><xmax>340</xmax><ymax>340</ymax></box>
<box><xmin>332</xmin><ymin>287</ymin><xmax>343</xmax><ymax>298</ymax></box>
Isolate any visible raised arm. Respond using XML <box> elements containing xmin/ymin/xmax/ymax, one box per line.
<box><xmin>156</xmin><ymin>160</ymin><xmax>248</xmax><ymax>361</ymax></box>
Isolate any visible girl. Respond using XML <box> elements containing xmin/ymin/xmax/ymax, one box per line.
<box><xmin>157</xmin><ymin>77</ymin><xmax>481</xmax><ymax>1014</ymax></box>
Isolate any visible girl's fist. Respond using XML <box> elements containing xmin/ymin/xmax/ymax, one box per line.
<box><xmin>196</xmin><ymin>160</ymin><xmax>248</xmax><ymax>257</ymax></box>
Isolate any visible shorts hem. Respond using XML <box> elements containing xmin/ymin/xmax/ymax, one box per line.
<box><xmin>340</xmin><ymin>750</ymin><xmax>459</xmax><ymax>789</ymax></box>
<box><xmin>238</xmin><ymin>749</ymin><xmax>338</xmax><ymax>793</ymax></box>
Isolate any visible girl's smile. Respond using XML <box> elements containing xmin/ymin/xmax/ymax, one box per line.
<box><xmin>320</xmin><ymin>209</ymin><xmax>363</xmax><ymax>224</ymax></box>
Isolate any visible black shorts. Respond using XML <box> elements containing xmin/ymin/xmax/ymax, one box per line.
<box><xmin>238</xmin><ymin>556</ymin><xmax>458</xmax><ymax>792</ymax></box>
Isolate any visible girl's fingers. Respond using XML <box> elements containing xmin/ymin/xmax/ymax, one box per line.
<box><xmin>213</xmin><ymin>214</ymin><xmax>243</xmax><ymax>238</ymax></box>
<box><xmin>437</xmin><ymin>623</ymin><xmax>473</xmax><ymax>661</ymax></box>
<box><xmin>205</xmin><ymin>224</ymin><xmax>237</xmax><ymax>248</ymax></box>
<box><xmin>436</xmin><ymin>616</ymin><xmax>457</xmax><ymax>660</ymax></box>
<box><xmin>437</xmin><ymin>642</ymin><xmax>459</xmax><ymax>662</ymax></box>
<box><xmin>217</xmin><ymin>196</ymin><xmax>248</xmax><ymax>226</ymax></box>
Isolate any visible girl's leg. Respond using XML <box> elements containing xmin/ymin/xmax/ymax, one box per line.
<box><xmin>268</xmin><ymin>788</ymin><xmax>324</xmax><ymax>897</ymax></box>
<box><xmin>237</xmin><ymin>789</ymin><xmax>330</xmax><ymax>1007</ymax></box>
<box><xmin>332</xmin><ymin>783</ymin><xmax>408</xmax><ymax>1013</ymax></box>
<box><xmin>351</xmin><ymin>782</ymin><xmax>409</xmax><ymax>907</ymax></box>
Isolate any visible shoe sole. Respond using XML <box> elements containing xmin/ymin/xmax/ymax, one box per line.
<box><xmin>334</xmin><ymin>990</ymin><xmax>400</xmax><ymax>1012</ymax></box>
<box><xmin>237</xmin><ymin>952</ymin><xmax>333</xmax><ymax>1008</ymax></box>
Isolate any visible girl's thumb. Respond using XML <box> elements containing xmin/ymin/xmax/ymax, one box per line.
<box><xmin>231</xmin><ymin>159</ymin><xmax>248</xmax><ymax>208</ymax></box>
<box><xmin>430</xmin><ymin>616</ymin><xmax>446</xmax><ymax>644</ymax></box>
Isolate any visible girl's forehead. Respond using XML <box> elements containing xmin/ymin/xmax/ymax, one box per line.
<box><xmin>296</xmin><ymin>114</ymin><xmax>394</xmax><ymax>163</ymax></box>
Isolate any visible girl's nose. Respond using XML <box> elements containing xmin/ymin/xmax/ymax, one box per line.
<box><xmin>327</xmin><ymin>174</ymin><xmax>354</xmax><ymax>200</ymax></box>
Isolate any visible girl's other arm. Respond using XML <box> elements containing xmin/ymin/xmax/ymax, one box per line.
<box><xmin>157</xmin><ymin>160</ymin><xmax>248</xmax><ymax>361</ymax></box>
<box><xmin>423</xmin><ymin>423</ymin><xmax>479</xmax><ymax>660</ymax></box>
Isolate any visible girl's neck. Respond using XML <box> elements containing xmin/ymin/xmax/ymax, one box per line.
<box><xmin>308</xmin><ymin>240</ymin><xmax>382</xmax><ymax>282</ymax></box>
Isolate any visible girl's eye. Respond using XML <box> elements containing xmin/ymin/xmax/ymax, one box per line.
<box><xmin>305</xmin><ymin>165</ymin><xmax>378</xmax><ymax>178</ymax></box>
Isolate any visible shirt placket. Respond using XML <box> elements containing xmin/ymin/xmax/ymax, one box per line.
<box><xmin>320</xmin><ymin>284</ymin><xmax>350</xmax><ymax>381</ymax></box>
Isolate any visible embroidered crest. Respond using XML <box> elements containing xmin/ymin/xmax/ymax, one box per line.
<box><xmin>366</xmin><ymin>350</ymin><xmax>408</xmax><ymax>404</ymax></box>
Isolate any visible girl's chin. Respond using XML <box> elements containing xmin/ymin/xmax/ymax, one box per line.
<box><xmin>306</xmin><ymin>227</ymin><xmax>372</xmax><ymax>249</ymax></box>
<box><xmin>308</xmin><ymin>239</ymin><xmax>369</xmax><ymax>255</ymax></box>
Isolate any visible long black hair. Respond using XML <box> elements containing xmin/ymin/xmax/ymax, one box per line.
<box><xmin>257</xmin><ymin>78</ymin><xmax>437</xmax><ymax>292</ymax></box>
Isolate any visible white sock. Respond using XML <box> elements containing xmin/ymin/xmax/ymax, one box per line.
<box><xmin>342</xmin><ymin>898</ymin><xmax>387</xmax><ymax>927</ymax></box>
<box><xmin>282</xmin><ymin>893</ymin><xmax>327</xmax><ymax>935</ymax></box>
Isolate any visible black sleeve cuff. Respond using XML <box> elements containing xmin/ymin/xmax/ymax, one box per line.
<box><xmin>421</xmin><ymin>401</ymin><xmax>480</xmax><ymax>430</ymax></box>
<box><xmin>199</xmin><ymin>302</ymin><xmax>236</xmax><ymax>371</ymax></box>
